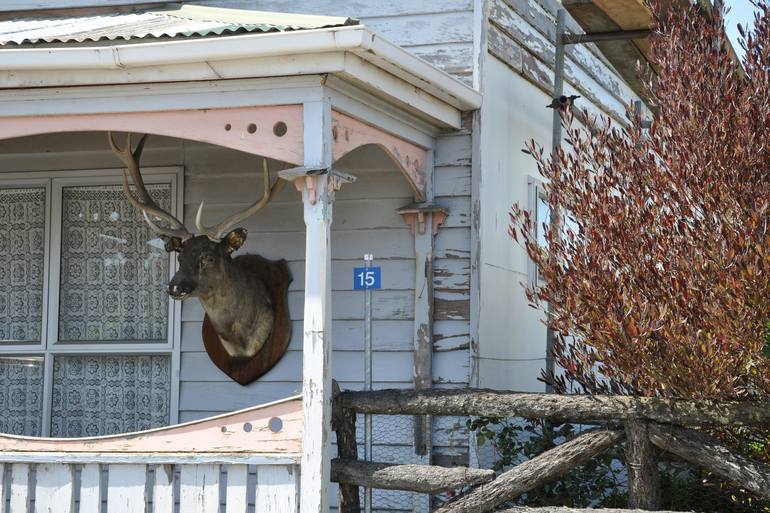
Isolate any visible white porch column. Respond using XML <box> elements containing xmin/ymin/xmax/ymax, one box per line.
<box><xmin>300</xmin><ymin>99</ymin><xmax>334</xmax><ymax>513</ymax></box>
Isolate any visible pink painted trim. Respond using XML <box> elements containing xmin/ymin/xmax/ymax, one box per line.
<box><xmin>0</xmin><ymin>106</ymin><xmax>304</xmax><ymax>165</ymax></box>
<box><xmin>332</xmin><ymin>111</ymin><xmax>427</xmax><ymax>200</ymax></box>
<box><xmin>0</xmin><ymin>396</ymin><xmax>302</xmax><ymax>455</ymax></box>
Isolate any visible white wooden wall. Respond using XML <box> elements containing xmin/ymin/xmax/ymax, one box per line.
<box><xmin>474</xmin><ymin>0</ymin><xmax>645</xmax><ymax>393</ymax></box>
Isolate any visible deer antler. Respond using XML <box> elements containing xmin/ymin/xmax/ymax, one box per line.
<box><xmin>195</xmin><ymin>158</ymin><xmax>286</xmax><ymax>241</ymax></box>
<box><xmin>108</xmin><ymin>132</ymin><xmax>192</xmax><ymax>240</ymax></box>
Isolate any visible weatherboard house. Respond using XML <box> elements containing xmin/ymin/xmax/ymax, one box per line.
<box><xmin>0</xmin><ymin>0</ymin><xmax>648</xmax><ymax>511</ymax></box>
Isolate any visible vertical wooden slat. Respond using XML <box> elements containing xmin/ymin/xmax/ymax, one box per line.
<box><xmin>35</xmin><ymin>463</ymin><xmax>74</xmax><ymax>513</ymax></box>
<box><xmin>255</xmin><ymin>465</ymin><xmax>298</xmax><ymax>513</ymax></box>
<box><xmin>180</xmin><ymin>464</ymin><xmax>220</xmax><ymax>513</ymax></box>
<box><xmin>10</xmin><ymin>463</ymin><xmax>30</xmax><ymax>513</ymax></box>
<box><xmin>152</xmin><ymin>464</ymin><xmax>174</xmax><ymax>513</ymax></box>
<box><xmin>107</xmin><ymin>464</ymin><xmax>147</xmax><ymax>513</ymax></box>
<box><xmin>225</xmin><ymin>465</ymin><xmax>248</xmax><ymax>513</ymax></box>
<box><xmin>79</xmin><ymin>464</ymin><xmax>102</xmax><ymax>513</ymax></box>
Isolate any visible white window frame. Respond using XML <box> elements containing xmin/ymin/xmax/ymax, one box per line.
<box><xmin>527</xmin><ymin>175</ymin><xmax>580</xmax><ymax>288</ymax></box>
<box><xmin>527</xmin><ymin>175</ymin><xmax>547</xmax><ymax>287</ymax></box>
<box><xmin>0</xmin><ymin>177</ymin><xmax>51</xmax><ymax>349</ymax></box>
<box><xmin>0</xmin><ymin>166</ymin><xmax>183</xmax><ymax>436</ymax></box>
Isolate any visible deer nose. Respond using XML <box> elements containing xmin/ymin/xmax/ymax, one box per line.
<box><xmin>168</xmin><ymin>282</ymin><xmax>193</xmax><ymax>299</ymax></box>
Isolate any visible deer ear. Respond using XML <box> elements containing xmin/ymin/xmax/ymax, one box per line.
<box><xmin>222</xmin><ymin>228</ymin><xmax>247</xmax><ymax>254</ymax></box>
<box><xmin>158</xmin><ymin>235</ymin><xmax>183</xmax><ymax>253</ymax></box>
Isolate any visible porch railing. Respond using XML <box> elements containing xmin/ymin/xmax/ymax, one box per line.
<box><xmin>332</xmin><ymin>387</ymin><xmax>770</xmax><ymax>513</ymax></box>
<box><xmin>0</xmin><ymin>395</ymin><xmax>302</xmax><ymax>513</ymax></box>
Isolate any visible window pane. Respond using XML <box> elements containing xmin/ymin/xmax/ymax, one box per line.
<box><xmin>58</xmin><ymin>184</ymin><xmax>170</xmax><ymax>342</ymax></box>
<box><xmin>537</xmin><ymin>195</ymin><xmax>550</xmax><ymax>249</ymax></box>
<box><xmin>0</xmin><ymin>356</ymin><xmax>43</xmax><ymax>435</ymax></box>
<box><xmin>51</xmin><ymin>354</ymin><xmax>170</xmax><ymax>437</ymax></box>
<box><xmin>0</xmin><ymin>187</ymin><xmax>45</xmax><ymax>343</ymax></box>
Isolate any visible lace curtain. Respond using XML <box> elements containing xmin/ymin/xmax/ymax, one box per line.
<box><xmin>58</xmin><ymin>184</ymin><xmax>170</xmax><ymax>342</ymax></box>
<box><xmin>0</xmin><ymin>357</ymin><xmax>43</xmax><ymax>436</ymax></box>
<box><xmin>50</xmin><ymin>354</ymin><xmax>170</xmax><ymax>437</ymax></box>
<box><xmin>0</xmin><ymin>188</ymin><xmax>46</xmax><ymax>343</ymax></box>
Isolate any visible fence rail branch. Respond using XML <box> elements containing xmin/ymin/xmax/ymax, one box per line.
<box><xmin>434</xmin><ymin>429</ymin><xmax>624</xmax><ymax>513</ymax></box>
<box><xmin>331</xmin><ymin>459</ymin><xmax>495</xmax><ymax>493</ymax></box>
<box><xmin>500</xmin><ymin>508</ymin><xmax>691</xmax><ymax>513</ymax></box>
<box><xmin>648</xmin><ymin>423</ymin><xmax>770</xmax><ymax>500</ymax></box>
<box><xmin>340</xmin><ymin>389</ymin><xmax>770</xmax><ymax>428</ymax></box>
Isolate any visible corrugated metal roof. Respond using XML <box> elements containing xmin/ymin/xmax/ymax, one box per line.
<box><xmin>0</xmin><ymin>4</ymin><xmax>359</xmax><ymax>45</ymax></box>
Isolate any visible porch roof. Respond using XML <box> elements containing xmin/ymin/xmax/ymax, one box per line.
<box><xmin>0</xmin><ymin>4</ymin><xmax>481</xmax><ymax>130</ymax></box>
<box><xmin>0</xmin><ymin>4</ymin><xmax>358</xmax><ymax>45</ymax></box>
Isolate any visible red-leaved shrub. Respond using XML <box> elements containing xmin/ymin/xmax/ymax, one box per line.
<box><xmin>510</xmin><ymin>1</ymin><xmax>770</xmax><ymax>399</ymax></box>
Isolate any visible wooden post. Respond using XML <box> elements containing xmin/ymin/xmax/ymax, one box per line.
<box><xmin>396</xmin><ymin>153</ymin><xmax>446</xmax><ymax>446</ymax></box>
<box><xmin>396</xmin><ymin>197</ymin><xmax>447</xmax><ymax>513</ymax></box>
<box><xmin>414</xmin><ymin>150</ymin><xmax>436</xmax><ymax>465</ymax></box>
<box><xmin>332</xmin><ymin>381</ymin><xmax>360</xmax><ymax>513</ymax></box>
<box><xmin>625</xmin><ymin>422</ymin><xmax>661</xmax><ymax>510</ymax></box>
<box><xmin>300</xmin><ymin>99</ymin><xmax>334</xmax><ymax>513</ymax></box>
<box><xmin>413</xmin><ymin>214</ymin><xmax>433</xmax><ymax>511</ymax></box>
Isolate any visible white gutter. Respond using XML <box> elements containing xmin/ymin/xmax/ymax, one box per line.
<box><xmin>0</xmin><ymin>25</ymin><xmax>481</xmax><ymax>111</ymax></box>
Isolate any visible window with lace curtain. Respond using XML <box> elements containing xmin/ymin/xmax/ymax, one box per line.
<box><xmin>0</xmin><ymin>169</ymin><xmax>181</xmax><ymax>437</ymax></box>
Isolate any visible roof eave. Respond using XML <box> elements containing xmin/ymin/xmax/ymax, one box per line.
<box><xmin>0</xmin><ymin>25</ymin><xmax>481</xmax><ymax>128</ymax></box>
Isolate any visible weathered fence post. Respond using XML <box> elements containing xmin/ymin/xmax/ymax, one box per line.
<box><xmin>625</xmin><ymin>422</ymin><xmax>662</xmax><ymax>510</ymax></box>
<box><xmin>333</xmin><ymin>381</ymin><xmax>361</xmax><ymax>513</ymax></box>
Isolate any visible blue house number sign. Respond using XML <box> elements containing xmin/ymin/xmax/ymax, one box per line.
<box><xmin>354</xmin><ymin>267</ymin><xmax>381</xmax><ymax>290</ymax></box>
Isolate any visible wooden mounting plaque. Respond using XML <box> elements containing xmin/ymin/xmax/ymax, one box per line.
<box><xmin>202</xmin><ymin>255</ymin><xmax>292</xmax><ymax>385</ymax></box>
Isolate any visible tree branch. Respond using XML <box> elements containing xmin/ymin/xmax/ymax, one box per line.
<box><xmin>434</xmin><ymin>429</ymin><xmax>624</xmax><ymax>513</ymax></box>
<box><xmin>331</xmin><ymin>459</ymin><xmax>495</xmax><ymax>493</ymax></box>
<box><xmin>648</xmin><ymin>423</ymin><xmax>770</xmax><ymax>500</ymax></box>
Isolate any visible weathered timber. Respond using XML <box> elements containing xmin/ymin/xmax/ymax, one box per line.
<box><xmin>339</xmin><ymin>388</ymin><xmax>770</xmax><ymax>428</ymax></box>
<box><xmin>434</xmin><ymin>429</ymin><xmax>624</xmax><ymax>513</ymax></box>
<box><xmin>648</xmin><ymin>423</ymin><xmax>770</xmax><ymax>500</ymax></box>
<box><xmin>500</xmin><ymin>508</ymin><xmax>690</xmax><ymax>513</ymax></box>
<box><xmin>332</xmin><ymin>382</ymin><xmax>360</xmax><ymax>513</ymax></box>
<box><xmin>625</xmin><ymin>422</ymin><xmax>662</xmax><ymax>510</ymax></box>
<box><xmin>330</xmin><ymin>459</ymin><xmax>495</xmax><ymax>493</ymax></box>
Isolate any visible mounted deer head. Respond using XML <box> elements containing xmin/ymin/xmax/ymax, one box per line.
<box><xmin>108</xmin><ymin>132</ymin><xmax>292</xmax><ymax>384</ymax></box>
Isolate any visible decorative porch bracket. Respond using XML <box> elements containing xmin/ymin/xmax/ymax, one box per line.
<box><xmin>279</xmin><ymin>165</ymin><xmax>357</xmax><ymax>205</ymax></box>
<box><xmin>332</xmin><ymin>111</ymin><xmax>429</xmax><ymax>201</ymax></box>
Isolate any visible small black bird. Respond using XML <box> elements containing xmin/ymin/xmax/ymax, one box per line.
<box><xmin>546</xmin><ymin>94</ymin><xmax>580</xmax><ymax>110</ymax></box>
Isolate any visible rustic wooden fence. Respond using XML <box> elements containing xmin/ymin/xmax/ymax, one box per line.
<box><xmin>0</xmin><ymin>395</ymin><xmax>302</xmax><ymax>513</ymax></box>
<box><xmin>331</xmin><ymin>387</ymin><xmax>770</xmax><ymax>513</ymax></box>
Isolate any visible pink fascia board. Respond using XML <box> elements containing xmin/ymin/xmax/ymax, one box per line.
<box><xmin>0</xmin><ymin>105</ymin><xmax>305</xmax><ymax>165</ymax></box>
